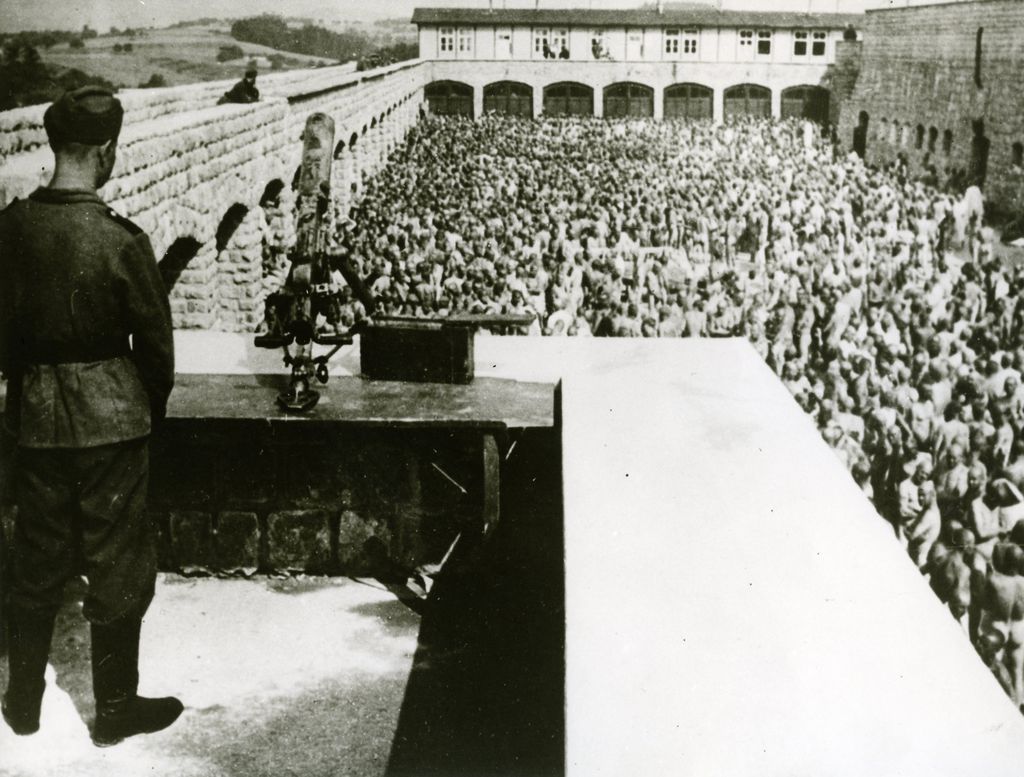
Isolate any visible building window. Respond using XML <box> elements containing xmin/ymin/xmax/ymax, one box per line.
<box><xmin>794</xmin><ymin>31</ymin><xmax>807</xmax><ymax>57</ymax></box>
<box><xmin>551</xmin><ymin>28</ymin><xmax>569</xmax><ymax>58</ymax></box>
<box><xmin>915</xmin><ymin>124</ymin><xmax>925</xmax><ymax>150</ymax></box>
<box><xmin>757</xmin><ymin>30</ymin><xmax>772</xmax><ymax>56</ymax></box>
<box><xmin>665</xmin><ymin>28</ymin><xmax>680</xmax><ymax>55</ymax></box>
<box><xmin>812</xmin><ymin>31</ymin><xmax>827</xmax><ymax>56</ymax></box>
<box><xmin>682</xmin><ymin>29</ymin><xmax>698</xmax><ymax>55</ymax></box>
<box><xmin>458</xmin><ymin>28</ymin><xmax>473</xmax><ymax>56</ymax></box>
<box><xmin>439</xmin><ymin>27</ymin><xmax>455</xmax><ymax>54</ymax></box>
<box><xmin>496</xmin><ymin>31</ymin><xmax>512</xmax><ymax>57</ymax></box>
<box><xmin>534</xmin><ymin>28</ymin><xmax>551</xmax><ymax>57</ymax></box>
<box><xmin>927</xmin><ymin>126</ymin><xmax>938</xmax><ymax>153</ymax></box>
<box><xmin>591</xmin><ymin>29</ymin><xmax>608</xmax><ymax>59</ymax></box>
<box><xmin>626</xmin><ymin>29</ymin><xmax>643</xmax><ymax>57</ymax></box>
<box><xmin>739</xmin><ymin>29</ymin><xmax>753</xmax><ymax>48</ymax></box>
<box><xmin>942</xmin><ymin>129</ymin><xmax>953</xmax><ymax>156</ymax></box>
<box><xmin>1013</xmin><ymin>142</ymin><xmax>1023</xmax><ymax>168</ymax></box>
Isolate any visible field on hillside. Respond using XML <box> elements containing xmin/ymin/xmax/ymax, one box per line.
<box><xmin>41</xmin><ymin>25</ymin><xmax>337</xmax><ymax>89</ymax></box>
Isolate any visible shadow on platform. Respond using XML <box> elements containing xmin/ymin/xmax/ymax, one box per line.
<box><xmin>386</xmin><ymin>427</ymin><xmax>565</xmax><ymax>777</ymax></box>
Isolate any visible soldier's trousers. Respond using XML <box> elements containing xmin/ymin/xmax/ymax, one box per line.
<box><xmin>8</xmin><ymin>438</ymin><xmax>156</xmax><ymax>625</ymax></box>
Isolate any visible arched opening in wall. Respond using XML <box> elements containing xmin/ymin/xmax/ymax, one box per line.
<box><xmin>852</xmin><ymin>110</ymin><xmax>868</xmax><ymax>158</ymax></box>
<box><xmin>914</xmin><ymin>124</ymin><xmax>925</xmax><ymax>150</ymax></box>
<box><xmin>942</xmin><ymin>129</ymin><xmax>953</xmax><ymax>157</ymax></box>
<box><xmin>664</xmin><ymin>83</ymin><xmax>712</xmax><ymax>120</ymax></box>
<box><xmin>542</xmin><ymin>82</ymin><xmax>594</xmax><ymax>117</ymax></box>
<box><xmin>260</xmin><ymin>179</ymin><xmax>286</xmax><ymax>208</ymax></box>
<box><xmin>158</xmin><ymin>236</ymin><xmax>202</xmax><ymax>293</ymax></box>
<box><xmin>215</xmin><ymin>203</ymin><xmax>250</xmax><ymax>252</ymax></box>
<box><xmin>603</xmin><ymin>82</ymin><xmax>654</xmax><ymax>119</ymax></box>
<box><xmin>927</xmin><ymin>126</ymin><xmax>938</xmax><ymax>154</ymax></box>
<box><xmin>970</xmin><ymin>118</ymin><xmax>990</xmax><ymax>187</ymax></box>
<box><xmin>424</xmin><ymin>80</ymin><xmax>474</xmax><ymax>117</ymax></box>
<box><xmin>350</xmin><ymin>132</ymin><xmax>358</xmax><ymax>149</ymax></box>
<box><xmin>483</xmin><ymin>81</ymin><xmax>533</xmax><ymax>119</ymax></box>
<box><xmin>975</xmin><ymin>27</ymin><xmax>984</xmax><ymax>89</ymax></box>
<box><xmin>334</xmin><ymin>140</ymin><xmax>346</xmax><ymax>158</ymax></box>
<box><xmin>1013</xmin><ymin>142</ymin><xmax>1024</xmax><ymax>169</ymax></box>
<box><xmin>876</xmin><ymin>118</ymin><xmax>888</xmax><ymax>144</ymax></box>
<box><xmin>723</xmin><ymin>84</ymin><xmax>771</xmax><ymax>120</ymax></box>
<box><xmin>780</xmin><ymin>85</ymin><xmax>829</xmax><ymax>124</ymax></box>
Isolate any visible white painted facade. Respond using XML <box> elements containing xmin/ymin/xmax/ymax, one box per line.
<box><xmin>412</xmin><ymin>8</ymin><xmax>860</xmax><ymax>122</ymax></box>
<box><xmin>419</xmin><ymin>24</ymin><xmax>846</xmax><ymax>66</ymax></box>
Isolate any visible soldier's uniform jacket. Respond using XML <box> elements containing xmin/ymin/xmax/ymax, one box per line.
<box><xmin>0</xmin><ymin>188</ymin><xmax>174</xmax><ymax>448</ymax></box>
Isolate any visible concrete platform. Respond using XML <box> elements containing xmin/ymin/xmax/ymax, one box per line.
<box><xmin>178</xmin><ymin>332</ymin><xmax>1024</xmax><ymax>774</ymax></box>
<box><xmin>554</xmin><ymin>337</ymin><xmax>1024</xmax><ymax>777</ymax></box>
<box><xmin>5</xmin><ymin>332</ymin><xmax>1024</xmax><ymax>775</ymax></box>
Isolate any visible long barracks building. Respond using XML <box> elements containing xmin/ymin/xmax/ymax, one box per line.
<box><xmin>412</xmin><ymin>6</ymin><xmax>861</xmax><ymax>122</ymax></box>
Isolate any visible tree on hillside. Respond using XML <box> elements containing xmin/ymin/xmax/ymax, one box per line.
<box><xmin>3</xmin><ymin>40</ymin><xmax>41</xmax><ymax>66</ymax></box>
<box><xmin>139</xmin><ymin>73</ymin><xmax>167</xmax><ymax>88</ymax></box>
<box><xmin>0</xmin><ymin>30</ymin><xmax>90</xmax><ymax>50</ymax></box>
<box><xmin>1</xmin><ymin>40</ymin><xmax>117</xmax><ymax>111</ymax></box>
<box><xmin>231</xmin><ymin>15</ymin><xmax>415</xmax><ymax>65</ymax></box>
<box><xmin>217</xmin><ymin>44</ymin><xmax>244</xmax><ymax>62</ymax></box>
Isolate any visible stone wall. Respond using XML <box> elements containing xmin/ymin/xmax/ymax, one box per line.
<box><xmin>821</xmin><ymin>39</ymin><xmax>861</xmax><ymax>127</ymax></box>
<box><xmin>0</xmin><ymin>60</ymin><xmax>427</xmax><ymax>331</ymax></box>
<box><xmin>836</xmin><ymin>1</ymin><xmax>1024</xmax><ymax>214</ymax></box>
<box><xmin>148</xmin><ymin>422</ymin><xmax>494</xmax><ymax>576</ymax></box>
<box><xmin>0</xmin><ymin>417</ymin><xmax>559</xmax><ymax>578</ymax></box>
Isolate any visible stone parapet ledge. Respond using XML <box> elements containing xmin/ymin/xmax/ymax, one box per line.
<box><xmin>0</xmin><ymin>60</ymin><xmax>421</xmax><ymax>168</ymax></box>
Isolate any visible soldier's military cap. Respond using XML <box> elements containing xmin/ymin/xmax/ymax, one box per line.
<box><xmin>43</xmin><ymin>86</ymin><xmax>124</xmax><ymax>146</ymax></box>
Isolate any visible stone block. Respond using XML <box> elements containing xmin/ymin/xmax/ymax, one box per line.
<box><xmin>182</xmin><ymin>313</ymin><xmax>214</xmax><ymax>329</ymax></box>
<box><xmin>337</xmin><ymin>508</ymin><xmax>392</xmax><ymax>575</ymax></box>
<box><xmin>215</xmin><ymin>511</ymin><xmax>259</xmax><ymax>573</ymax></box>
<box><xmin>169</xmin><ymin>511</ymin><xmax>214</xmax><ymax>572</ymax></box>
<box><xmin>266</xmin><ymin>510</ymin><xmax>332</xmax><ymax>573</ymax></box>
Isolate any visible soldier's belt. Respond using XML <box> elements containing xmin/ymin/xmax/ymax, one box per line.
<box><xmin>22</xmin><ymin>337</ymin><xmax>130</xmax><ymax>365</ymax></box>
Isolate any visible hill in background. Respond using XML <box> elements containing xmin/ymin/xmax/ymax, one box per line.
<box><xmin>0</xmin><ymin>18</ymin><xmax>416</xmax><ymax>110</ymax></box>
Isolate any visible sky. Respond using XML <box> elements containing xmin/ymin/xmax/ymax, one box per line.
<box><xmin>1</xmin><ymin>0</ymin><xmax>951</xmax><ymax>33</ymax></box>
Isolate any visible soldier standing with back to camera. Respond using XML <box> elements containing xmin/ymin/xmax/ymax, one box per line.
<box><xmin>0</xmin><ymin>86</ymin><xmax>181</xmax><ymax>746</ymax></box>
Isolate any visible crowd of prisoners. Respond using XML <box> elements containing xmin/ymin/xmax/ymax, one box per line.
<box><xmin>261</xmin><ymin>113</ymin><xmax>1024</xmax><ymax>706</ymax></box>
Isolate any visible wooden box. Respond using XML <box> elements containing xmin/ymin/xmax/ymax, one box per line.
<box><xmin>360</xmin><ymin>321</ymin><xmax>474</xmax><ymax>384</ymax></box>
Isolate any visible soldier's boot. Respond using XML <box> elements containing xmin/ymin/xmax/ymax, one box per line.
<box><xmin>90</xmin><ymin>619</ymin><xmax>183</xmax><ymax>747</ymax></box>
<box><xmin>2</xmin><ymin>606</ymin><xmax>58</xmax><ymax>735</ymax></box>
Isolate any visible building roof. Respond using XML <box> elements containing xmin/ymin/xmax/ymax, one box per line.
<box><xmin>411</xmin><ymin>7</ymin><xmax>862</xmax><ymax>30</ymax></box>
